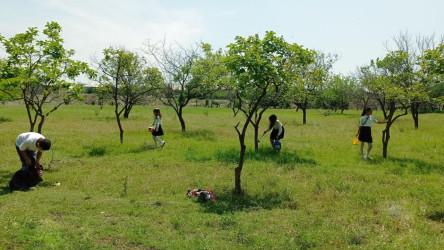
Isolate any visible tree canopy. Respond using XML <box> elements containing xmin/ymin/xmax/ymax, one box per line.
<box><xmin>0</xmin><ymin>21</ymin><xmax>94</xmax><ymax>132</ymax></box>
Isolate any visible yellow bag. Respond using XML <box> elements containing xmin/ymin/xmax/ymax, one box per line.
<box><xmin>353</xmin><ymin>137</ymin><xmax>359</xmax><ymax>145</ymax></box>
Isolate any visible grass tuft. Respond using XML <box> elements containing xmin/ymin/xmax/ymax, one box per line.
<box><xmin>85</xmin><ymin>146</ymin><xmax>108</xmax><ymax>157</ymax></box>
<box><xmin>199</xmin><ymin>187</ymin><xmax>293</xmax><ymax>214</ymax></box>
<box><xmin>0</xmin><ymin>116</ymin><xmax>12</xmax><ymax>123</ymax></box>
<box><xmin>427</xmin><ymin>210</ymin><xmax>444</xmax><ymax>223</ymax></box>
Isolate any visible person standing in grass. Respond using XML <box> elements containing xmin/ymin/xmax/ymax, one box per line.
<box><xmin>15</xmin><ymin>132</ymin><xmax>51</xmax><ymax>174</ymax></box>
<box><xmin>356</xmin><ymin>107</ymin><xmax>387</xmax><ymax>159</ymax></box>
<box><xmin>151</xmin><ymin>108</ymin><xmax>165</xmax><ymax>147</ymax></box>
<box><xmin>263</xmin><ymin>114</ymin><xmax>285</xmax><ymax>148</ymax></box>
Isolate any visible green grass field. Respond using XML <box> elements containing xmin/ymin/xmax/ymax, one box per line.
<box><xmin>0</xmin><ymin>104</ymin><xmax>443</xmax><ymax>249</ymax></box>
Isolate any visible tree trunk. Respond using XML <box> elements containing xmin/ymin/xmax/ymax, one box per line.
<box><xmin>234</xmin><ymin>116</ymin><xmax>252</xmax><ymax>195</ymax></box>
<box><xmin>115</xmin><ymin>107</ymin><xmax>124</xmax><ymax>143</ymax></box>
<box><xmin>253</xmin><ymin>124</ymin><xmax>259</xmax><ymax>152</ymax></box>
<box><xmin>37</xmin><ymin>115</ymin><xmax>45</xmax><ymax>134</ymax></box>
<box><xmin>178</xmin><ymin>107</ymin><xmax>186</xmax><ymax>132</ymax></box>
<box><xmin>411</xmin><ymin>102</ymin><xmax>419</xmax><ymax>129</ymax></box>
<box><xmin>381</xmin><ymin>101</ymin><xmax>396</xmax><ymax>158</ymax></box>
<box><xmin>123</xmin><ymin>104</ymin><xmax>133</xmax><ymax>119</ymax></box>
<box><xmin>116</xmin><ymin>114</ymin><xmax>124</xmax><ymax>143</ymax></box>
<box><xmin>302</xmin><ymin>107</ymin><xmax>307</xmax><ymax>125</ymax></box>
<box><xmin>234</xmin><ymin>143</ymin><xmax>246</xmax><ymax>195</ymax></box>
<box><xmin>28</xmin><ymin>114</ymin><xmax>36</xmax><ymax>132</ymax></box>
<box><xmin>382</xmin><ymin>126</ymin><xmax>390</xmax><ymax>158</ymax></box>
<box><xmin>24</xmin><ymin>97</ymin><xmax>36</xmax><ymax>132</ymax></box>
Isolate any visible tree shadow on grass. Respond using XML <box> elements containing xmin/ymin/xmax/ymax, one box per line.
<box><xmin>427</xmin><ymin>210</ymin><xmax>444</xmax><ymax>223</ymax></box>
<box><xmin>0</xmin><ymin>116</ymin><xmax>13</xmax><ymax>123</ymax></box>
<box><xmin>0</xmin><ymin>170</ymin><xmax>13</xmax><ymax>195</ymax></box>
<box><xmin>83</xmin><ymin>145</ymin><xmax>109</xmax><ymax>157</ymax></box>
<box><xmin>387</xmin><ymin>157</ymin><xmax>444</xmax><ymax>175</ymax></box>
<box><xmin>197</xmin><ymin>188</ymin><xmax>298</xmax><ymax>215</ymax></box>
<box><xmin>215</xmin><ymin>147</ymin><xmax>317</xmax><ymax>166</ymax></box>
<box><xmin>179</xmin><ymin>129</ymin><xmax>216</xmax><ymax>141</ymax></box>
<box><xmin>128</xmin><ymin>143</ymin><xmax>158</xmax><ymax>153</ymax></box>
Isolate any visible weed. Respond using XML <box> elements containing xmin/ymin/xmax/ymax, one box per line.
<box><xmin>0</xmin><ymin>116</ymin><xmax>12</xmax><ymax>123</ymax></box>
<box><xmin>86</xmin><ymin>146</ymin><xmax>107</xmax><ymax>157</ymax></box>
<box><xmin>427</xmin><ymin>210</ymin><xmax>444</xmax><ymax>223</ymax></box>
<box><xmin>121</xmin><ymin>176</ymin><xmax>128</xmax><ymax>197</ymax></box>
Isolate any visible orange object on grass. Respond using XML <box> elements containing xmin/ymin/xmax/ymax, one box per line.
<box><xmin>353</xmin><ymin>137</ymin><xmax>359</xmax><ymax>145</ymax></box>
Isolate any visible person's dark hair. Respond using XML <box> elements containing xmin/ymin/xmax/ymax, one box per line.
<box><xmin>153</xmin><ymin>108</ymin><xmax>162</xmax><ymax>118</ymax></box>
<box><xmin>268</xmin><ymin>114</ymin><xmax>277</xmax><ymax>130</ymax></box>
<box><xmin>361</xmin><ymin>107</ymin><xmax>372</xmax><ymax>116</ymax></box>
<box><xmin>39</xmin><ymin>139</ymin><xmax>51</xmax><ymax>151</ymax></box>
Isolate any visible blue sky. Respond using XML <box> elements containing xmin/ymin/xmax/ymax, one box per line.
<box><xmin>1</xmin><ymin>0</ymin><xmax>443</xmax><ymax>77</ymax></box>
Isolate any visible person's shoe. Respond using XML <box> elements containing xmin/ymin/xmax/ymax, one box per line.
<box><xmin>361</xmin><ymin>155</ymin><xmax>366</xmax><ymax>160</ymax></box>
<box><xmin>161</xmin><ymin>141</ymin><xmax>165</xmax><ymax>147</ymax></box>
<box><xmin>366</xmin><ymin>155</ymin><xmax>373</xmax><ymax>160</ymax></box>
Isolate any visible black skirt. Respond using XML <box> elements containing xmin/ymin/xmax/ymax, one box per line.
<box><xmin>270</xmin><ymin>126</ymin><xmax>285</xmax><ymax>140</ymax></box>
<box><xmin>358</xmin><ymin>126</ymin><xmax>372</xmax><ymax>143</ymax></box>
<box><xmin>152</xmin><ymin>125</ymin><xmax>164</xmax><ymax>136</ymax></box>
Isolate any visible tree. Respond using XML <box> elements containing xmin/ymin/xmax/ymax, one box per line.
<box><xmin>421</xmin><ymin>43</ymin><xmax>444</xmax><ymax>75</ymax></box>
<box><xmin>0</xmin><ymin>22</ymin><xmax>94</xmax><ymax>133</ymax></box>
<box><xmin>386</xmin><ymin>32</ymin><xmax>443</xmax><ymax>129</ymax></box>
<box><xmin>420</xmin><ymin>43</ymin><xmax>444</xmax><ymax>110</ymax></box>
<box><xmin>362</xmin><ymin>51</ymin><xmax>411</xmax><ymax>158</ymax></box>
<box><xmin>358</xmin><ymin>63</ymin><xmax>390</xmax><ymax>119</ymax></box>
<box><xmin>290</xmin><ymin>51</ymin><xmax>337</xmax><ymax>124</ymax></box>
<box><xmin>121</xmin><ymin>66</ymin><xmax>162</xmax><ymax>119</ymax></box>
<box><xmin>95</xmin><ymin>47</ymin><xmax>162</xmax><ymax>143</ymax></box>
<box><xmin>318</xmin><ymin>75</ymin><xmax>355</xmax><ymax>113</ymax></box>
<box><xmin>225</xmin><ymin>31</ymin><xmax>313</xmax><ymax>194</ymax></box>
<box><xmin>190</xmin><ymin>43</ymin><xmax>229</xmax><ymax>108</ymax></box>
<box><xmin>143</xmin><ymin>40</ymin><xmax>223</xmax><ymax>132</ymax></box>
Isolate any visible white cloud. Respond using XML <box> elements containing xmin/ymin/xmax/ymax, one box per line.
<box><xmin>32</xmin><ymin>0</ymin><xmax>205</xmax><ymax>63</ymax></box>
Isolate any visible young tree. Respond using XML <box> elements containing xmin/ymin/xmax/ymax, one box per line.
<box><xmin>319</xmin><ymin>75</ymin><xmax>355</xmax><ymax>113</ymax></box>
<box><xmin>290</xmin><ymin>51</ymin><xmax>337</xmax><ymax>124</ymax></box>
<box><xmin>358</xmin><ymin>63</ymin><xmax>390</xmax><ymax>119</ymax></box>
<box><xmin>225</xmin><ymin>31</ymin><xmax>314</xmax><ymax>194</ymax></box>
<box><xmin>0</xmin><ymin>22</ymin><xmax>94</xmax><ymax>133</ymax></box>
<box><xmin>190</xmin><ymin>43</ymin><xmax>229</xmax><ymax>108</ymax></box>
<box><xmin>121</xmin><ymin>66</ymin><xmax>163</xmax><ymax>119</ymax></box>
<box><xmin>421</xmin><ymin>43</ymin><xmax>444</xmax><ymax>75</ymax></box>
<box><xmin>143</xmin><ymin>40</ymin><xmax>223</xmax><ymax>132</ymax></box>
<box><xmin>362</xmin><ymin>51</ymin><xmax>411</xmax><ymax>158</ymax></box>
<box><xmin>420</xmin><ymin>43</ymin><xmax>444</xmax><ymax>110</ymax></box>
<box><xmin>95</xmin><ymin>47</ymin><xmax>162</xmax><ymax>143</ymax></box>
<box><xmin>386</xmin><ymin>32</ymin><xmax>443</xmax><ymax>129</ymax></box>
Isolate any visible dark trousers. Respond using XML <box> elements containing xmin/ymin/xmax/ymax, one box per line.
<box><xmin>16</xmin><ymin>146</ymin><xmax>36</xmax><ymax>169</ymax></box>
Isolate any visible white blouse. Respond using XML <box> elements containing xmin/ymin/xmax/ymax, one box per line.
<box><xmin>154</xmin><ymin>115</ymin><xmax>162</xmax><ymax>130</ymax></box>
<box><xmin>272</xmin><ymin>120</ymin><xmax>283</xmax><ymax>135</ymax></box>
<box><xmin>359</xmin><ymin>115</ymin><xmax>378</xmax><ymax>127</ymax></box>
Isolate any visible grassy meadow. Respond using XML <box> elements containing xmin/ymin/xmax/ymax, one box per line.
<box><xmin>0</xmin><ymin>104</ymin><xmax>443</xmax><ymax>249</ymax></box>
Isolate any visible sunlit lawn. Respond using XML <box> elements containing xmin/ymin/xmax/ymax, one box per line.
<box><xmin>0</xmin><ymin>104</ymin><xmax>443</xmax><ymax>249</ymax></box>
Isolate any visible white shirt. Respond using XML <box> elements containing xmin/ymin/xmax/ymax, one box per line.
<box><xmin>273</xmin><ymin>120</ymin><xmax>283</xmax><ymax>135</ymax></box>
<box><xmin>359</xmin><ymin>115</ymin><xmax>378</xmax><ymax>127</ymax></box>
<box><xmin>15</xmin><ymin>132</ymin><xmax>45</xmax><ymax>151</ymax></box>
<box><xmin>154</xmin><ymin>116</ymin><xmax>162</xmax><ymax>130</ymax></box>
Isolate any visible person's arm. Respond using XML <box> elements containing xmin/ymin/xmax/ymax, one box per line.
<box><xmin>356</xmin><ymin>117</ymin><xmax>364</xmax><ymax>137</ymax></box>
<box><xmin>20</xmin><ymin>150</ymin><xmax>32</xmax><ymax>166</ymax></box>
<box><xmin>36</xmin><ymin>150</ymin><xmax>43</xmax><ymax>168</ymax></box>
